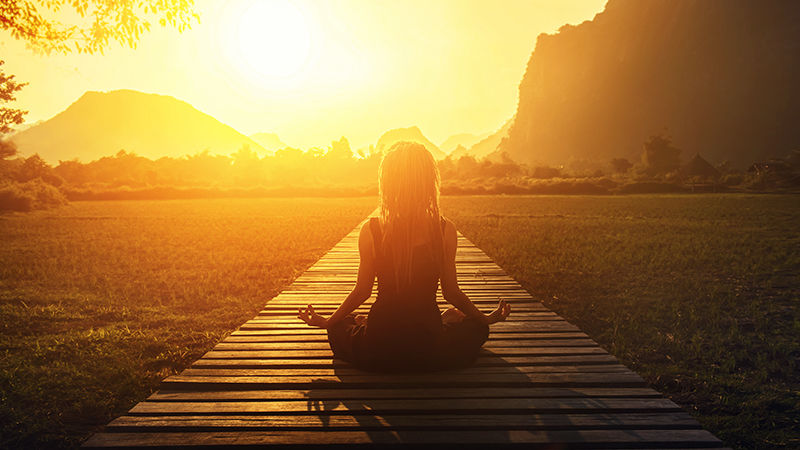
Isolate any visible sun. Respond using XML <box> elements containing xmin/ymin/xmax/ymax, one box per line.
<box><xmin>230</xmin><ymin>0</ymin><xmax>312</xmax><ymax>80</ymax></box>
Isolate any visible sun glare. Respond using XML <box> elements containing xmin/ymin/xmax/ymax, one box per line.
<box><xmin>230</xmin><ymin>0</ymin><xmax>312</xmax><ymax>80</ymax></box>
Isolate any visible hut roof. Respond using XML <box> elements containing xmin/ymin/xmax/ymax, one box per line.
<box><xmin>682</xmin><ymin>153</ymin><xmax>720</xmax><ymax>178</ymax></box>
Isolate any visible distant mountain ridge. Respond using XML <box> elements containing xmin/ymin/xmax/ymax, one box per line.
<box><xmin>249</xmin><ymin>132</ymin><xmax>289</xmax><ymax>152</ymax></box>
<box><xmin>501</xmin><ymin>0</ymin><xmax>800</xmax><ymax>167</ymax></box>
<box><xmin>11</xmin><ymin>90</ymin><xmax>266</xmax><ymax>163</ymax></box>
<box><xmin>452</xmin><ymin>119</ymin><xmax>513</xmax><ymax>160</ymax></box>
<box><xmin>440</xmin><ymin>133</ymin><xmax>486</xmax><ymax>154</ymax></box>
<box><xmin>375</xmin><ymin>126</ymin><xmax>445</xmax><ymax>159</ymax></box>
<box><xmin>12</xmin><ymin>89</ymin><xmax>505</xmax><ymax>164</ymax></box>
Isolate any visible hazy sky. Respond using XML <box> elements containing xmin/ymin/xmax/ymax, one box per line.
<box><xmin>2</xmin><ymin>0</ymin><xmax>606</xmax><ymax>150</ymax></box>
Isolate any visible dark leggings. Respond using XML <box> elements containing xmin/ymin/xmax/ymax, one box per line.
<box><xmin>327</xmin><ymin>314</ymin><xmax>489</xmax><ymax>372</ymax></box>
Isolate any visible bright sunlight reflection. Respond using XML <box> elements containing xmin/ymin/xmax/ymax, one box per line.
<box><xmin>230</xmin><ymin>0</ymin><xmax>312</xmax><ymax>80</ymax></box>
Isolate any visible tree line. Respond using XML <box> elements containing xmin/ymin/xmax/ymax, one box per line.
<box><xmin>3</xmin><ymin>129</ymin><xmax>798</xmax><ymax>211</ymax></box>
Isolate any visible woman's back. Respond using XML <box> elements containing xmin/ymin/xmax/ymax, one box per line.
<box><xmin>365</xmin><ymin>217</ymin><xmax>444</xmax><ymax>367</ymax></box>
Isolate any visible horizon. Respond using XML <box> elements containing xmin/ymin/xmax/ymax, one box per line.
<box><xmin>2</xmin><ymin>0</ymin><xmax>606</xmax><ymax>152</ymax></box>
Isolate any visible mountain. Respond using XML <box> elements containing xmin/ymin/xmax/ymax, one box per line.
<box><xmin>501</xmin><ymin>0</ymin><xmax>800</xmax><ymax>168</ymax></box>
<box><xmin>11</xmin><ymin>90</ymin><xmax>266</xmax><ymax>163</ymax></box>
<box><xmin>9</xmin><ymin>120</ymin><xmax>44</xmax><ymax>135</ymax></box>
<box><xmin>249</xmin><ymin>132</ymin><xmax>289</xmax><ymax>152</ymax></box>
<box><xmin>439</xmin><ymin>133</ymin><xmax>485</xmax><ymax>154</ymax></box>
<box><xmin>375</xmin><ymin>126</ymin><xmax>445</xmax><ymax>159</ymax></box>
<box><xmin>450</xmin><ymin>119</ymin><xmax>513</xmax><ymax>160</ymax></box>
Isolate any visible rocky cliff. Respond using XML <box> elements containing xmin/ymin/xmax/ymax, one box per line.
<box><xmin>501</xmin><ymin>0</ymin><xmax>800</xmax><ymax>168</ymax></box>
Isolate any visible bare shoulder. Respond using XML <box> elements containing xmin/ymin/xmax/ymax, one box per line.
<box><xmin>358</xmin><ymin>218</ymin><xmax>376</xmax><ymax>251</ymax></box>
<box><xmin>441</xmin><ymin>216</ymin><xmax>456</xmax><ymax>234</ymax></box>
<box><xmin>359</xmin><ymin>218</ymin><xmax>375</xmax><ymax>240</ymax></box>
<box><xmin>441</xmin><ymin>216</ymin><xmax>457</xmax><ymax>246</ymax></box>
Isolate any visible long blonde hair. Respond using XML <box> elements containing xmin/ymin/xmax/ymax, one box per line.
<box><xmin>378</xmin><ymin>141</ymin><xmax>443</xmax><ymax>288</ymax></box>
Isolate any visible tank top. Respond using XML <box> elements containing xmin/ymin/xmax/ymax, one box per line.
<box><xmin>364</xmin><ymin>216</ymin><xmax>446</xmax><ymax>368</ymax></box>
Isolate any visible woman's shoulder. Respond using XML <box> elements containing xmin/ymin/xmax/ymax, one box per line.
<box><xmin>439</xmin><ymin>215</ymin><xmax>456</xmax><ymax>238</ymax></box>
<box><xmin>360</xmin><ymin>217</ymin><xmax>383</xmax><ymax>240</ymax></box>
<box><xmin>361</xmin><ymin>217</ymin><xmax>379</xmax><ymax>232</ymax></box>
<box><xmin>439</xmin><ymin>214</ymin><xmax>453</xmax><ymax>228</ymax></box>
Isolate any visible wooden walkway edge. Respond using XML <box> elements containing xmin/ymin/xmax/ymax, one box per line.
<box><xmin>84</xmin><ymin>219</ymin><xmax>727</xmax><ymax>449</ymax></box>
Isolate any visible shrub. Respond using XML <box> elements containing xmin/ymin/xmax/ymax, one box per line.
<box><xmin>60</xmin><ymin>184</ymin><xmax>377</xmax><ymax>201</ymax></box>
<box><xmin>531</xmin><ymin>166</ymin><xmax>562</xmax><ymax>179</ymax></box>
<box><xmin>525</xmin><ymin>178</ymin><xmax>612</xmax><ymax>195</ymax></box>
<box><xmin>0</xmin><ymin>183</ymin><xmax>32</xmax><ymax>211</ymax></box>
<box><xmin>720</xmin><ymin>173</ymin><xmax>745</xmax><ymax>186</ymax></box>
<box><xmin>616</xmin><ymin>181</ymin><xmax>685</xmax><ymax>194</ymax></box>
<box><xmin>0</xmin><ymin>179</ymin><xmax>68</xmax><ymax>212</ymax></box>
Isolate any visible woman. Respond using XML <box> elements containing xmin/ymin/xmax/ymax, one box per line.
<box><xmin>297</xmin><ymin>141</ymin><xmax>511</xmax><ymax>372</ymax></box>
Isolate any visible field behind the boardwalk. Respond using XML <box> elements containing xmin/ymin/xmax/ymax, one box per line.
<box><xmin>0</xmin><ymin>194</ymin><xmax>797</xmax><ymax>449</ymax></box>
<box><xmin>441</xmin><ymin>194</ymin><xmax>799</xmax><ymax>449</ymax></box>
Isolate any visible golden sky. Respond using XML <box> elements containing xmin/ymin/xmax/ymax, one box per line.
<box><xmin>3</xmin><ymin>0</ymin><xmax>606</xmax><ymax>150</ymax></box>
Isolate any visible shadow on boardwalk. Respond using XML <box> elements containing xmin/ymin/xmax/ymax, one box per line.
<box><xmin>299</xmin><ymin>349</ymin><xmax>607</xmax><ymax>446</ymax></box>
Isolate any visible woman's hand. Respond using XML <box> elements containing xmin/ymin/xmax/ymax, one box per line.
<box><xmin>485</xmin><ymin>298</ymin><xmax>511</xmax><ymax>325</ymax></box>
<box><xmin>297</xmin><ymin>305</ymin><xmax>328</xmax><ymax>328</ymax></box>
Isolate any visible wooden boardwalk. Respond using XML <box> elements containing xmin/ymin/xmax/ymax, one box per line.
<box><xmin>85</xmin><ymin>220</ymin><xmax>726</xmax><ymax>449</ymax></box>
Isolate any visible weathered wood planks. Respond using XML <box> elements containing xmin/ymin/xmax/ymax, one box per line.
<box><xmin>84</xmin><ymin>219</ymin><xmax>727</xmax><ymax>449</ymax></box>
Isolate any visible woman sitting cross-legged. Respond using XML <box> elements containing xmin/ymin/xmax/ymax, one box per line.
<box><xmin>297</xmin><ymin>141</ymin><xmax>511</xmax><ymax>372</ymax></box>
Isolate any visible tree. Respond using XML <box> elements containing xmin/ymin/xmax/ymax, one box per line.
<box><xmin>0</xmin><ymin>60</ymin><xmax>27</xmax><ymax>138</ymax></box>
<box><xmin>17</xmin><ymin>153</ymin><xmax>53</xmax><ymax>182</ymax></box>
<box><xmin>0</xmin><ymin>139</ymin><xmax>18</xmax><ymax>160</ymax></box>
<box><xmin>0</xmin><ymin>0</ymin><xmax>197</xmax><ymax>133</ymax></box>
<box><xmin>610</xmin><ymin>157</ymin><xmax>633</xmax><ymax>174</ymax></box>
<box><xmin>328</xmin><ymin>136</ymin><xmax>352</xmax><ymax>159</ymax></box>
<box><xmin>1</xmin><ymin>0</ymin><xmax>197</xmax><ymax>55</ymax></box>
<box><xmin>641</xmin><ymin>134</ymin><xmax>681</xmax><ymax>176</ymax></box>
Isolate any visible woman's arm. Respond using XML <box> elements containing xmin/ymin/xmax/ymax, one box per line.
<box><xmin>440</xmin><ymin>219</ymin><xmax>511</xmax><ymax>325</ymax></box>
<box><xmin>298</xmin><ymin>220</ymin><xmax>376</xmax><ymax>329</ymax></box>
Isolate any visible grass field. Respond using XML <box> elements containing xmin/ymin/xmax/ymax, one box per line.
<box><xmin>0</xmin><ymin>198</ymin><xmax>377</xmax><ymax>448</ymax></box>
<box><xmin>1</xmin><ymin>195</ymin><xmax>797</xmax><ymax>449</ymax></box>
<box><xmin>441</xmin><ymin>194</ymin><xmax>800</xmax><ymax>450</ymax></box>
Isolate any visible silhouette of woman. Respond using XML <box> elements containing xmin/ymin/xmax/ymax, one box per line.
<box><xmin>297</xmin><ymin>142</ymin><xmax>511</xmax><ymax>372</ymax></box>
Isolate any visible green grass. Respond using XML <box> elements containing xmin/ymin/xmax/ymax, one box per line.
<box><xmin>441</xmin><ymin>194</ymin><xmax>800</xmax><ymax>450</ymax></box>
<box><xmin>0</xmin><ymin>198</ymin><xmax>377</xmax><ymax>449</ymax></box>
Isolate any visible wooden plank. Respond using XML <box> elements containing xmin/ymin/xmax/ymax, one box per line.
<box><xmin>221</xmin><ymin>332</ymin><xmax>591</xmax><ymax>342</ymax></box>
<box><xmin>215</xmin><ymin>339</ymin><xmax>599</xmax><ymax>348</ymax></box>
<box><xmin>146</xmin><ymin>387</ymin><xmax>664</xmax><ymax>401</ymax></box>
<box><xmin>84</xmin><ymin>429</ymin><xmax>723</xmax><ymax>447</ymax></box>
<box><xmin>244</xmin><ymin>314</ymin><xmax>563</xmax><ymax>323</ymax></box>
<box><xmin>190</xmin><ymin>355</ymin><xmax>621</xmax><ymax>368</ymax></box>
<box><xmin>228</xmin><ymin>328</ymin><xmax>584</xmax><ymax>336</ymax></box>
<box><xmin>270</xmin><ymin>296</ymin><xmax>539</xmax><ymax>302</ymax></box>
<box><xmin>176</xmin><ymin>365</ymin><xmax>633</xmax><ymax>378</ymax></box>
<box><xmin>106</xmin><ymin>412</ymin><xmax>701</xmax><ymax>430</ymax></box>
<box><xmin>210</xmin><ymin>340</ymin><xmax>600</xmax><ymax>350</ymax></box>
<box><xmin>243</xmin><ymin>316</ymin><xmax>564</xmax><ymax>324</ymax></box>
<box><xmin>236</xmin><ymin>322</ymin><xmax>581</xmax><ymax>332</ymax></box>
<box><xmin>128</xmin><ymin>398</ymin><xmax>683</xmax><ymax>415</ymax></box>
<box><xmin>269</xmin><ymin>292</ymin><xmax>538</xmax><ymax>297</ymax></box>
<box><xmin>256</xmin><ymin>306</ymin><xmax>550</xmax><ymax>314</ymax></box>
<box><xmin>199</xmin><ymin>347</ymin><xmax>612</xmax><ymax>359</ymax></box>
<box><xmin>160</xmin><ymin>372</ymin><xmax>647</xmax><ymax>388</ymax></box>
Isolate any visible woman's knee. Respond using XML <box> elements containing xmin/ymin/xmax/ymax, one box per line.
<box><xmin>464</xmin><ymin>317</ymin><xmax>489</xmax><ymax>342</ymax></box>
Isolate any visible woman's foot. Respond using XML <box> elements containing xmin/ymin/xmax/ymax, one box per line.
<box><xmin>442</xmin><ymin>307</ymin><xmax>466</xmax><ymax>324</ymax></box>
